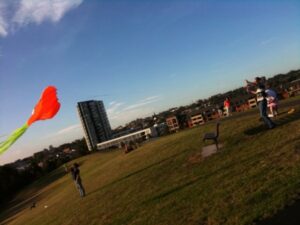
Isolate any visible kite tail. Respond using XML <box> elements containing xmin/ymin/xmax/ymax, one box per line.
<box><xmin>0</xmin><ymin>124</ymin><xmax>28</xmax><ymax>155</ymax></box>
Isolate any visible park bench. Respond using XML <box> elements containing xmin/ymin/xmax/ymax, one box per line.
<box><xmin>203</xmin><ymin>122</ymin><xmax>220</xmax><ymax>150</ymax></box>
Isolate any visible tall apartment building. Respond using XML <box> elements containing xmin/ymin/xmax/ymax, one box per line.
<box><xmin>77</xmin><ymin>100</ymin><xmax>112</xmax><ymax>151</ymax></box>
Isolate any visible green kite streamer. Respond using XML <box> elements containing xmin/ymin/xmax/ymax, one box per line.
<box><xmin>0</xmin><ymin>124</ymin><xmax>28</xmax><ymax>154</ymax></box>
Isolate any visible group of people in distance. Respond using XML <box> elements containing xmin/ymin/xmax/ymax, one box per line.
<box><xmin>218</xmin><ymin>76</ymin><xmax>278</xmax><ymax>129</ymax></box>
<box><xmin>219</xmin><ymin>76</ymin><xmax>278</xmax><ymax>129</ymax></box>
<box><xmin>245</xmin><ymin>76</ymin><xmax>278</xmax><ymax>129</ymax></box>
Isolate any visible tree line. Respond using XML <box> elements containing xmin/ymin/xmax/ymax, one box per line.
<box><xmin>0</xmin><ymin>138</ymin><xmax>89</xmax><ymax>207</ymax></box>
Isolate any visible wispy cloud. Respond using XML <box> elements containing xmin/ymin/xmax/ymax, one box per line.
<box><xmin>0</xmin><ymin>0</ymin><xmax>84</xmax><ymax>37</ymax></box>
<box><xmin>107</xmin><ymin>101</ymin><xmax>125</xmax><ymax>115</ymax></box>
<box><xmin>123</xmin><ymin>96</ymin><xmax>160</xmax><ymax>111</ymax></box>
<box><xmin>110</xmin><ymin>107</ymin><xmax>156</xmax><ymax>128</ymax></box>
<box><xmin>260</xmin><ymin>37</ymin><xmax>277</xmax><ymax>46</ymax></box>
<box><xmin>56</xmin><ymin>124</ymin><xmax>81</xmax><ymax>135</ymax></box>
<box><xmin>0</xmin><ymin>2</ymin><xmax>8</xmax><ymax>37</ymax></box>
<box><xmin>45</xmin><ymin>124</ymin><xmax>81</xmax><ymax>138</ymax></box>
<box><xmin>140</xmin><ymin>96</ymin><xmax>160</xmax><ymax>102</ymax></box>
<box><xmin>107</xmin><ymin>96</ymin><xmax>162</xmax><ymax>127</ymax></box>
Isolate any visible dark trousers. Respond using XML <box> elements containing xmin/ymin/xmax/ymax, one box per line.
<box><xmin>258</xmin><ymin>99</ymin><xmax>275</xmax><ymax>129</ymax></box>
<box><xmin>75</xmin><ymin>179</ymin><xmax>86</xmax><ymax>197</ymax></box>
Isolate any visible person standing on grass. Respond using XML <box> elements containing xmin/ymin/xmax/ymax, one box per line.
<box><xmin>245</xmin><ymin>77</ymin><xmax>276</xmax><ymax>129</ymax></box>
<box><xmin>223</xmin><ymin>97</ymin><xmax>231</xmax><ymax>116</ymax></box>
<box><xmin>217</xmin><ymin>104</ymin><xmax>224</xmax><ymax>118</ymax></box>
<box><xmin>70</xmin><ymin>163</ymin><xmax>86</xmax><ymax>197</ymax></box>
<box><xmin>265</xmin><ymin>85</ymin><xmax>279</xmax><ymax>117</ymax></box>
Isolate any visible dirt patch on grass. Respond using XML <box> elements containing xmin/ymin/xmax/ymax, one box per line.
<box><xmin>187</xmin><ymin>152</ymin><xmax>203</xmax><ymax>165</ymax></box>
<box><xmin>185</xmin><ymin>144</ymin><xmax>223</xmax><ymax>166</ymax></box>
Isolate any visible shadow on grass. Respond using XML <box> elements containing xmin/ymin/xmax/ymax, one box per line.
<box><xmin>0</xmin><ymin>168</ymin><xmax>66</xmax><ymax>225</ymax></box>
<box><xmin>143</xmin><ymin>150</ymin><xmax>267</xmax><ymax>205</ymax></box>
<box><xmin>244</xmin><ymin>124</ymin><xmax>268</xmax><ymax>135</ymax></box>
<box><xmin>143</xmin><ymin>127</ymin><xmax>300</xmax><ymax>206</ymax></box>
<box><xmin>87</xmin><ymin>149</ymin><xmax>191</xmax><ymax>196</ymax></box>
<box><xmin>244</xmin><ymin>110</ymin><xmax>300</xmax><ymax>136</ymax></box>
<box><xmin>256</xmin><ymin>200</ymin><xmax>300</xmax><ymax>225</ymax></box>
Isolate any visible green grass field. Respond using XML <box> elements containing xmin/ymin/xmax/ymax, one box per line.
<box><xmin>1</xmin><ymin>101</ymin><xmax>300</xmax><ymax>225</ymax></box>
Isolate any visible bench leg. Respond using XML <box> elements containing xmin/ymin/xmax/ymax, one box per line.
<box><xmin>214</xmin><ymin>139</ymin><xmax>219</xmax><ymax>150</ymax></box>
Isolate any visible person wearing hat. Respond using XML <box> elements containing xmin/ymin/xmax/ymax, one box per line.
<box><xmin>245</xmin><ymin>77</ymin><xmax>276</xmax><ymax>129</ymax></box>
<box><xmin>70</xmin><ymin>163</ymin><xmax>86</xmax><ymax>197</ymax></box>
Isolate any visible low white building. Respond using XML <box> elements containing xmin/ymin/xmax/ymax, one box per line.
<box><xmin>97</xmin><ymin>127</ymin><xmax>157</xmax><ymax>150</ymax></box>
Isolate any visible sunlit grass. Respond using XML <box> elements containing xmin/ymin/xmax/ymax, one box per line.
<box><xmin>1</xmin><ymin>101</ymin><xmax>300</xmax><ymax>225</ymax></box>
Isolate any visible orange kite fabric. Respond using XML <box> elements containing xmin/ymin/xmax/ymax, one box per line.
<box><xmin>27</xmin><ymin>86</ymin><xmax>60</xmax><ymax>126</ymax></box>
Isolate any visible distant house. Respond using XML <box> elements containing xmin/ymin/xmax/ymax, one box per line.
<box><xmin>248</xmin><ymin>98</ymin><xmax>257</xmax><ymax>108</ymax></box>
<box><xmin>63</xmin><ymin>148</ymin><xmax>72</xmax><ymax>154</ymax></box>
<box><xmin>154</xmin><ymin>123</ymin><xmax>169</xmax><ymax>136</ymax></box>
<box><xmin>230</xmin><ymin>96</ymin><xmax>252</xmax><ymax>112</ymax></box>
<box><xmin>166</xmin><ymin>115</ymin><xmax>180</xmax><ymax>132</ymax></box>
<box><xmin>12</xmin><ymin>158</ymin><xmax>31</xmax><ymax>171</ymax></box>
<box><xmin>38</xmin><ymin>162</ymin><xmax>44</xmax><ymax>168</ymax></box>
<box><xmin>202</xmin><ymin>109</ymin><xmax>213</xmax><ymax>121</ymax></box>
<box><xmin>187</xmin><ymin>111</ymin><xmax>205</xmax><ymax>128</ymax></box>
<box><xmin>235</xmin><ymin>103</ymin><xmax>250</xmax><ymax>112</ymax></box>
<box><xmin>288</xmin><ymin>79</ymin><xmax>300</xmax><ymax>97</ymax></box>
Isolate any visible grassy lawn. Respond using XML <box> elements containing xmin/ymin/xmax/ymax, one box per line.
<box><xmin>1</xmin><ymin>101</ymin><xmax>300</xmax><ymax>225</ymax></box>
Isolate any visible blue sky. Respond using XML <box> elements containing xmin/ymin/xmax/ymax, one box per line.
<box><xmin>0</xmin><ymin>0</ymin><xmax>299</xmax><ymax>165</ymax></box>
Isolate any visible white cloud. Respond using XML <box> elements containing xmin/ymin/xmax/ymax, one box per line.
<box><xmin>123</xmin><ymin>96</ymin><xmax>160</xmax><ymax>111</ymax></box>
<box><xmin>107</xmin><ymin>96</ymin><xmax>162</xmax><ymax>128</ymax></box>
<box><xmin>110</xmin><ymin>107</ymin><xmax>156</xmax><ymax>128</ymax></box>
<box><xmin>56</xmin><ymin>124</ymin><xmax>81</xmax><ymax>135</ymax></box>
<box><xmin>13</xmin><ymin>0</ymin><xmax>83</xmax><ymax>26</ymax></box>
<box><xmin>0</xmin><ymin>0</ymin><xmax>84</xmax><ymax>37</ymax></box>
<box><xmin>139</xmin><ymin>95</ymin><xmax>160</xmax><ymax>102</ymax></box>
<box><xmin>0</xmin><ymin>1</ymin><xmax>8</xmax><ymax>37</ymax></box>
<box><xmin>107</xmin><ymin>101</ymin><xmax>125</xmax><ymax>115</ymax></box>
<box><xmin>44</xmin><ymin>124</ymin><xmax>81</xmax><ymax>138</ymax></box>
